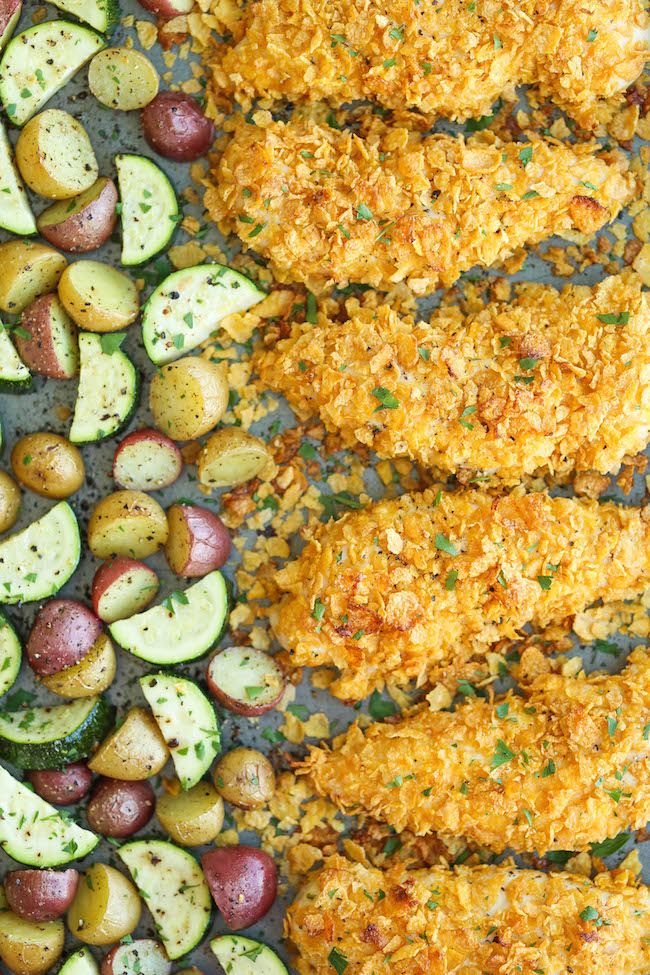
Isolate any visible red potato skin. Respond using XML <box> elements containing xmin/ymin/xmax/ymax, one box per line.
<box><xmin>38</xmin><ymin>178</ymin><xmax>119</xmax><ymax>253</ymax></box>
<box><xmin>112</xmin><ymin>428</ymin><xmax>183</xmax><ymax>490</ymax></box>
<box><xmin>0</xmin><ymin>0</ymin><xmax>21</xmax><ymax>46</ymax></box>
<box><xmin>165</xmin><ymin>503</ymin><xmax>231</xmax><ymax>577</ymax></box>
<box><xmin>200</xmin><ymin>846</ymin><xmax>277</xmax><ymax>930</ymax></box>
<box><xmin>141</xmin><ymin>92</ymin><xmax>214</xmax><ymax>162</ymax></box>
<box><xmin>4</xmin><ymin>868</ymin><xmax>79</xmax><ymax>921</ymax></box>
<box><xmin>92</xmin><ymin>557</ymin><xmax>159</xmax><ymax>621</ymax></box>
<box><xmin>14</xmin><ymin>294</ymin><xmax>78</xmax><ymax>380</ymax></box>
<box><xmin>206</xmin><ymin>648</ymin><xmax>286</xmax><ymax>718</ymax></box>
<box><xmin>26</xmin><ymin>599</ymin><xmax>103</xmax><ymax>677</ymax></box>
<box><xmin>26</xmin><ymin>762</ymin><xmax>93</xmax><ymax>805</ymax></box>
<box><xmin>86</xmin><ymin>778</ymin><xmax>155</xmax><ymax>838</ymax></box>
<box><xmin>136</xmin><ymin>0</ymin><xmax>193</xmax><ymax>20</ymax></box>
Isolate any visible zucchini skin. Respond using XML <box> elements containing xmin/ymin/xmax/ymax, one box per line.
<box><xmin>0</xmin><ymin>696</ymin><xmax>116</xmax><ymax>769</ymax></box>
<box><xmin>0</xmin><ymin>376</ymin><xmax>32</xmax><ymax>394</ymax></box>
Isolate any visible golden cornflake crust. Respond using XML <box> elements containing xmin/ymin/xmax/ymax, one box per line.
<box><xmin>255</xmin><ymin>271</ymin><xmax>650</xmax><ymax>485</ymax></box>
<box><xmin>206</xmin><ymin>115</ymin><xmax>635</xmax><ymax>293</ymax></box>
<box><xmin>271</xmin><ymin>489</ymin><xmax>650</xmax><ymax>699</ymax></box>
<box><xmin>286</xmin><ymin>854</ymin><xmax>650</xmax><ymax>975</ymax></box>
<box><xmin>301</xmin><ymin>648</ymin><xmax>650</xmax><ymax>854</ymax></box>
<box><xmin>203</xmin><ymin>0</ymin><xmax>648</xmax><ymax>129</ymax></box>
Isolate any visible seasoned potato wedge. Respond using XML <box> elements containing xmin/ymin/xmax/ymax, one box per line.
<box><xmin>40</xmin><ymin>633</ymin><xmax>116</xmax><ymax>698</ymax></box>
<box><xmin>156</xmin><ymin>782</ymin><xmax>224</xmax><ymax>847</ymax></box>
<box><xmin>15</xmin><ymin>294</ymin><xmax>79</xmax><ymax>380</ymax></box>
<box><xmin>11</xmin><ymin>432</ymin><xmax>85</xmax><ymax>499</ymax></box>
<box><xmin>38</xmin><ymin>177</ymin><xmax>118</xmax><ymax>253</ymax></box>
<box><xmin>89</xmin><ymin>48</ymin><xmax>159</xmax><ymax>111</ymax></box>
<box><xmin>67</xmin><ymin>864</ymin><xmax>141</xmax><ymax>946</ymax></box>
<box><xmin>197</xmin><ymin>428</ymin><xmax>270</xmax><ymax>489</ymax></box>
<box><xmin>58</xmin><ymin>260</ymin><xmax>139</xmax><ymax>333</ymax></box>
<box><xmin>0</xmin><ymin>241</ymin><xmax>67</xmax><ymax>314</ymax></box>
<box><xmin>88</xmin><ymin>706</ymin><xmax>169</xmax><ymax>780</ymax></box>
<box><xmin>87</xmin><ymin>490</ymin><xmax>168</xmax><ymax>559</ymax></box>
<box><xmin>149</xmin><ymin>356</ymin><xmax>229</xmax><ymax>441</ymax></box>
<box><xmin>15</xmin><ymin>111</ymin><xmax>98</xmax><ymax>200</ymax></box>
<box><xmin>0</xmin><ymin>887</ymin><xmax>65</xmax><ymax>975</ymax></box>
<box><xmin>0</xmin><ymin>471</ymin><xmax>21</xmax><ymax>534</ymax></box>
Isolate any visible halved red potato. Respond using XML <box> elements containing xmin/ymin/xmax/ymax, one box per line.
<box><xmin>40</xmin><ymin>633</ymin><xmax>116</xmax><ymax>698</ymax></box>
<box><xmin>14</xmin><ymin>294</ymin><xmax>78</xmax><ymax>380</ymax></box>
<box><xmin>0</xmin><ymin>0</ymin><xmax>21</xmax><ymax>50</ymax></box>
<box><xmin>37</xmin><ymin>178</ymin><xmax>118</xmax><ymax>254</ymax></box>
<box><xmin>5</xmin><ymin>869</ymin><xmax>79</xmax><ymax>922</ymax></box>
<box><xmin>92</xmin><ymin>557</ymin><xmax>160</xmax><ymax>624</ymax></box>
<box><xmin>88</xmin><ymin>491</ymin><xmax>169</xmax><ymax>560</ymax></box>
<box><xmin>68</xmin><ymin>864</ymin><xmax>140</xmax><ymax>946</ymax></box>
<box><xmin>101</xmin><ymin>939</ymin><xmax>171</xmax><ymax>975</ymax></box>
<box><xmin>88</xmin><ymin>707</ymin><xmax>169</xmax><ymax>780</ymax></box>
<box><xmin>200</xmin><ymin>846</ymin><xmax>277</xmax><ymax>931</ymax></box>
<box><xmin>112</xmin><ymin>429</ymin><xmax>183</xmax><ymax>491</ymax></box>
<box><xmin>197</xmin><ymin>428</ymin><xmax>270</xmax><ymax>489</ymax></box>
<box><xmin>137</xmin><ymin>0</ymin><xmax>192</xmax><ymax>19</ymax></box>
<box><xmin>206</xmin><ymin>646</ymin><xmax>286</xmax><ymax>717</ymax></box>
<box><xmin>26</xmin><ymin>599</ymin><xmax>103</xmax><ymax>678</ymax></box>
<box><xmin>164</xmin><ymin>503</ymin><xmax>231</xmax><ymax>578</ymax></box>
<box><xmin>87</xmin><ymin>778</ymin><xmax>155</xmax><ymax>838</ymax></box>
<box><xmin>141</xmin><ymin>92</ymin><xmax>214</xmax><ymax>161</ymax></box>
<box><xmin>26</xmin><ymin>762</ymin><xmax>93</xmax><ymax>806</ymax></box>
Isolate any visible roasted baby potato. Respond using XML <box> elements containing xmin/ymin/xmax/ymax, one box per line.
<box><xmin>26</xmin><ymin>598</ymin><xmax>102</xmax><ymax>678</ymax></box>
<box><xmin>206</xmin><ymin>646</ymin><xmax>286</xmax><ymax>717</ymax></box>
<box><xmin>213</xmin><ymin>748</ymin><xmax>275</xmax><ymax>810</ymax></box>
<box><xmin>15</xmin><ymin>111</ymin><xmax>98</xmax><ymax>200</ymax></box>
<box><xmin>37</xmin><ymin>177</ymin><xmax>118</xmax><ymax>253</ymax></box>
<box><xmin>149</xmin><ymin>356</ymin><xmax>229</xmax><ymax>441</ymax></box>
<box><xmin>88</xmin><ymin>706</ymin><xmax>169</xmax><ymax>780</ymax></box>
<box><xmin>156</xmin><ymin>782</ymin><xmax>224</xmax><ymax>847</ymax></box>
<box><xmin>0</xmin><ymin>470</ymin><xmax>21</xmax><ymax>534</ymax></box>
<box><xmin>112</xmin><ymin>428</ymin><xmax>183</xmax><ymax>491</ymax></box>
<box><xmin>87</xmin><ymin>777</ymin><xmax>155</xmax><ymax>838</ymax></box>
<box><xmin>87</xmin><ymin>490</ymin><xmax>168</xmax><ymax>559</ymax></box>
<box><xmin>14</xmin><ymin>294</ymin><xmax>79</xmax><ymax>380</ymax></box>
<box><xmin>200</xmin><ymin>846</ymin><xmax>277</xmax><ymax>931</ymax></box>
<box><xmin>141</xmin><ymin>92</ymin><xmax>214</xmax><ymax>162</ymax></box>
<box><xmin>101</xmin><ymin>939</ymin><xmax>171</xmax><ymax>975</ymax></box>
<box><xmin>40</xmin><ymin>633</ymin><xmax>116</xmax><ymax>698</ymax></box>
<box><xmin>92</xmin><ymin>557</ymin><xmax>160</xmax><ymax>623</ymax></box>
<box><xmin>164</xmin><ymin>503</ymin><xmax>231</xmax><ymax>578</ymax></box>
<box><xmin>58</xmin><ymin>260</ymin><xmax>139</xmax><ymax>333</ymax></box>
<box><xmin>89</xmin><ymin>48</ymin><xmax>159</xmax><ymax>111</ymax></box>
<box><xmin>11</xmin><ymin>432</ymin><xmax>85</xmax><ymax>499</ymax></box>
<box><xmin>26</xmin><ymin>762</ymin><xmax>92</xmax><ymax>806</ymax></box>
<box><xmin>0</xmin><ymin>897</ymin><xmax>64</xmax><ymax>975</ymax></box>
<box><xmin>67</xmin><ymin>864</ymin><xmax>141</xmax><ymax>946</ymax></box>
<box><xmin>0</xmin><ymin>241</ymin><xmax>67</xmax><ymax>314</ymax></box>
<box><xmin>5</xmin><ymin>869</ymin><xmax>79</xmax><ymax>922</ymax></box>
<box><xmin>197</xmin><ymin>428</ymin><xmax>270</xmax><ymax>489</ymax></box>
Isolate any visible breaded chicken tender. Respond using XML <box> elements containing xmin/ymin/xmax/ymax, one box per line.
<box><xmin>286</xmin><ymin>855</ymin><xmax>650</xmax><ymax>975</ymax></box>
<box><xmin>209</xmin><ymin>0</ymin><xmax>649</xmax><ymax>128</ymax></box>
<box><xmin>255</xmin><ymin>272</ymin><xmax>650</xmax><ymax>486</ymax></box>
<box><xmin>271</xmin><ymin>490</ymin><xmax>650</xmax><ymax>699</ymax></box>
<box><xmin>302</xmin><ymin>648</ymin><xmax>650</xmax><ymax>854</ymax></box>
<box><xmin>207</xmin><ymin>116</ymin><xmax>635</xmax><ymax>293</ymax></box>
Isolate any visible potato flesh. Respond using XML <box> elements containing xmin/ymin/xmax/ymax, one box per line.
<box><xmin>67</xmin><ymin>864</ymin><xmax>140</xmax><ymax>946</ymax></box>
<box><xmin>149</xmin><ymin>358</ymin><xmax>229</xmax><ymax>440</ymax></box>
<box><xmin>0</xmin><ymin>242</ymin><xmax>67</xmax><ymax>314</ymax></box>
<box><xmin>16</xmin><ymin>110</ymin><xmax>98</xmax><ymax>199</ymax></box>
<box><xmin>59</xmin><ymin>261</ymin><xmax>139</xmax><ymax>332</ymax></box>
<box><xmin>88</xmin><ymin>706</ymin><xmax>169</xmax><ymax>780</ymax></box>
<box><xmin>198</xmin><ymin>429</ymin><xmax>270</xmax><ymax>488</ymax></box>
<box><xmin>0</xmin><ymin>912</ymin><xmax>64</xmax><ymax>975</ymax></box>
<box><xmin>89</xmin><ymin>48</ymin><xmax>159</xmax><ymax>111</ymax></box>
<box><xmin>156</xmin><ymin>783</ymin><xmax>224</xmax><ymax>846</ymax></box>
<box><xmin>0</xmin><ymin>471</ymin><xmax>21</xmax><ymax>534</ymax></box>
<box><xmin>88</xmin><ymin>491</ymin><xmax>168</xmax><ymax>559</ymax></box>
<box><xmin>41</xmin><ymin>633</ymin><xmax>116</xmax><ymax>698</ymax></box>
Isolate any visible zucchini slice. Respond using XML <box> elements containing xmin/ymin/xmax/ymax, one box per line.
<box><xmin>70</xmin><ymin>332</ymin><xmax>139</xmax><ymax>444</ymax></box>
<box><xmin>210</xmin><ymin>936</ymin><xmax>289</xmax><ymax>975</ymax></box>
<box><xmin>47</xmin><ymin>0</ymin><xmax>119</xmax><ymax>33</ymax></box>
<box><xmin>0</xmin><ymin>501</ymin><xmax>80</xmax><ymax>604</ymax></box>
<box><xmin>0</xmin><ymin>21</ymin><xmax>105</xmax><ymax>127</ymax></box>
<box><xmin>116</xmin><ymin>154</ymin><xmax>179</xmax><ymax>267</ymax></box>
<box><xmin>0</xmin><ymin>611</ymin><xmax>21</xmax><ymax>699</ymax></box>
<box><xmin>110</xmin><ymin>571</ymin><xmax>229</xmax><ymax>665</ymax></box>
<box><xmin>140</xmin><ymin>674</ymin><xmax>220</xmax><ymax>790</ymax></box>
<box><xmin>0</xmin><ymin>695</ymin><xmax>115</xmax><ymax>769</ymax></box>
<box><xmin>58</xmin><ymin>949</ymin><xmax>99</xmax><ymax>975</ymax></box>
<box><xmin>0</xmin><ymin>762</ymin><xmax>98</xmax><ymax>865</ymax></box>
<box><xmin>119</xmin><ymin>839</ymin><xmax>211</xmax><ymax>959</ymax></box>
<box><xmin>141</xmin><ymin>264</ymin><xmax>265</xmax><ymax>365</ymax></box>
<box><xmin>0</xmin><ymin>321</ymin><xmax>30</xmax><ymax>391</ymax></box>
<box><xmin>0</xmin><ymin>118</ymin><xmax>36</xmax><ymax>235</ymax></box>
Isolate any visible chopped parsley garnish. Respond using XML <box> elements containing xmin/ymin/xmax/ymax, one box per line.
<box><xmin>435</xmin><ymin>533</ymin><xmax>458</xmax><ymax>556</ymax></box>
<box><xmin>328</xmin><ymin>948</ymin><xmax>348</xmax><ymax>975</ymax></box>
<box><xmin>372</xmin><ymin>386</ymin><xmax>399</xmax><ymax>410</ymax></box>
<box><xmin>491</xmin><ymin>739</ymin><xmax>516</xmax><ymax>769</ymax></box>
<box><xmin>597</xmin><ymin>311</ymin><xmax>629</xmax><ymax>326</ymax></box>
<box><xmin>519</xmin><ymin>146</ymin><xmax>533</xmax><ymax>168</ymax></box>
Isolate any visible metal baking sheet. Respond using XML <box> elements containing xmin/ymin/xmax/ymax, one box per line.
<box><xmin>0</xmin><ymin>2</ymin><xmax>648</xmax><ymax>971</ymax></box>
